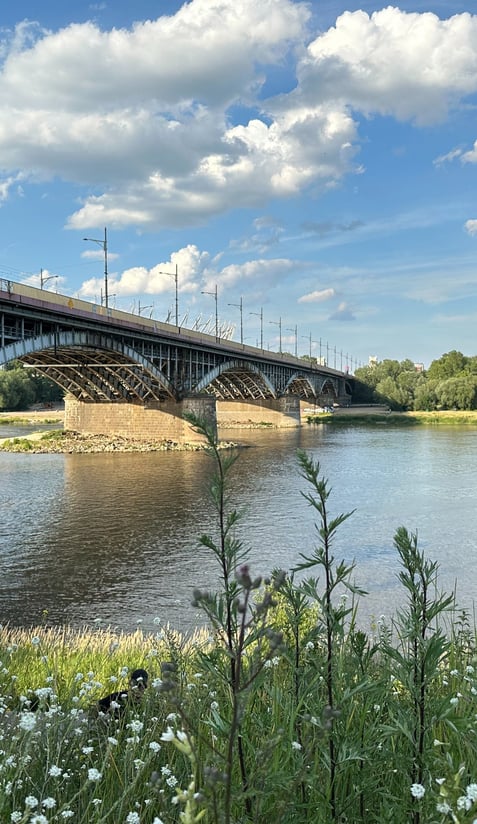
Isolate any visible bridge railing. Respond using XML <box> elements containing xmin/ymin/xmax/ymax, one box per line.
<box><xmin>1</xmin><ymin>278</ymin><xmax>356</xmax><ymax>377</ymax></box>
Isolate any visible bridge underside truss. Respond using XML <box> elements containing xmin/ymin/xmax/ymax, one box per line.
<box><xmin>1</xmin><ymin>328</ymin><xmax>350</xmax><ymax>405</ymax></box>
<box><xmin>5</xmin><ymin>332</ymin><xmax>176</xmax><ymax>402</ymax></box>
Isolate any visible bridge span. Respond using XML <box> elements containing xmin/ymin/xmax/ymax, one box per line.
<box><xmin>0</xmin><ymin>279</ymin><xmax>354</xmax><ymax>442</ymax></box>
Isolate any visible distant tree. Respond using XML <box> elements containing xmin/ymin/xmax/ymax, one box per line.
<box><xmin>375</xmin><ymin>376</ymin><xmax>407</xmax><ymax>410</ymax></box>
<box><xmin>427</xmin><ymin>351</ymin><xmax>468</xmax><ymax>381</ymax></box>
<box><xmin>413</xmin><ymin>381</ymin><xmax>438</xmax><ymax>411</ymax></box>
<box><xmin>0</xmin><ymin>369</ymin><xmax>36</xmax><ymax>411</ymax></box>
<box><xmin>0</xmin><ymin>362</ymin><xmax>63</xmax><ymax>410</ymax></box>
<box><xmin>435</xmin><ymin>376</ymin><xmax>477</xmax><ymax>410</ymax></box>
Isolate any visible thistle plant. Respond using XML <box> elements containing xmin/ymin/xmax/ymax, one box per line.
<box><xmin>182</xmin><ymin>413</ymin><xmax>285</xmax><ymax>824</ymax></box>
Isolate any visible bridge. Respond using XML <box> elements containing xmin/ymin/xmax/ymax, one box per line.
<box><xmin>0</xmin><ymin>279</ymin><xmax>354</xmax><ymax>442</ymax></box>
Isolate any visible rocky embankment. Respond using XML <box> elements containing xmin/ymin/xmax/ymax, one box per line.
<box><xmin>0</xmin><ymin>430</ymin><xmax>238</xmax><ymax>453</ymax></box>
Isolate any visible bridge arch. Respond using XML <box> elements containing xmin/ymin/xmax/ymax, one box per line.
<box><xmin>1</xmin><ymin>331</ymin><xmax>176</xmax><ymax>402</ymax></box>
<box><xmin>194</xmin><ymin>360</ymin><xmax>277</xmax><ymax>400</ymax></box>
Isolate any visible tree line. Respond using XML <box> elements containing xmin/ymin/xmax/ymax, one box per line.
<box><xmin>351</xmin><ymin>350</ymin><xmax>477</xmax><ymax>411</ymax></box>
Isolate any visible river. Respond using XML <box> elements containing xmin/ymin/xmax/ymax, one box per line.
<box><xmin>0</xmin><ymin>423</ymin><xmax>476</xmax><ymax>635</ymax></box>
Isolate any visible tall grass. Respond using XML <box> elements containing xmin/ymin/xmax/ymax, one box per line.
<box><xmin>1</xmin><ymin>416</ymin><xmax>477</xmax><ymax>822</ymax></box>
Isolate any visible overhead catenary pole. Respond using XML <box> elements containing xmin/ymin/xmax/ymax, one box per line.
<box><xmin>83</xmin><ymin>227</ymin><xmax>109</xmax><ymax>309</ymax></box>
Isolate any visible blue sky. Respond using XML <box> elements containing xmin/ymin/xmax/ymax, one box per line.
<box><xmin>0</xmin><ymin>0</ymin><xmax>476</xmax><ymax>368</ymax></box>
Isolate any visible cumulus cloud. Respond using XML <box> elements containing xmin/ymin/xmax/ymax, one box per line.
<box><xmin>295</xmin><ymin>7</ymin><xmax>477</xmax><ymax>125</ymax></box>
<box><xmin>298</xmin><ymin>288</ymin><xmax>336</xmax><ymax>303</ymax></box>
<box><xmin>0</xmin><ymin>2</ymin><xmax>476</xmax><ymax>231</ymax></box>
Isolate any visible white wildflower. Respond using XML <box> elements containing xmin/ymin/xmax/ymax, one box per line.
<box><xmin>87</xmin><ymin>768</ymin><xmax>102</xmax><ymax>782</ymax></box>
<box><xmin>410</xmin><ymin>784</ymin><xmax>425</xmax><ymax>799</ymax></box>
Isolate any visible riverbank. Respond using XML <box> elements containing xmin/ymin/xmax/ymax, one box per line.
<box><xmin>309</xmin><ymin>409</ymin><xmax>477</xmax><ymax>425</ymax></box>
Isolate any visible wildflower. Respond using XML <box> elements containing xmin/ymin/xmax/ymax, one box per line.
<box><xmin>305</xmin><ymin>641</ymin><xmax>315</xmax><ymax>650</ymax></box>
<box><xmin>410</xmin><ymin>784</ymin><xmax>425</xmax><ymax>799</ymax></box>
<box><xmin>87</xmin><ymin>768</ymin><xmax>102</xmax><ymax>782</ymax></box>
<box><xmin>31</xmin><ymin>637</ymin><xmax>41</xmax><ymax>646</ymax></box>
<box><xmin>128</xmin><ymin>719</ymin><xmax>144</xmax><ymax>735</ymax></box>
<box><xmin>166</xmin><ymin>775</ymin><xmax>178</xmax><ymax>788</ymax></box>
<box><xmin>10</xmin><ymin>813</ymin><xmax>22</xmax><ymax>823</ymax></box>
<box><xmin>450</xmin><ymin>697</ymin><xmax>459</xmax><ymax>706</ymax></box>
<box><xmin>30</xmin><ymin>816</ymin><xmax>48</xmax><ymax>824</ymax></box>
<box><xmin>152</xmin><ymin>819</ymin><xmax>164</xmax><ymax>824</ymax></box>
<box><xmin>19</xmin><ymin>712</ymin><xmax>37</xmax><ymax>732</ymax></box>
<box><xmin>467</xmin><ymin>784</ymin><xmax>477</xmax><ymax>801</ymax></box>
<box><xmin>60</xmin><ymin>813</ymin><xmax>74</xmax><ymax>819</ymax></box>
<box><xmin>466</xmin><ymin>665</ymin><xmax>475</xmax><ymax>674</ymax></box>
<box><xmin>126</xmin><ymin>814</ymin><xmax>141</xmax><ymax>824</ymax></box>
<box><xmin>457</xmin><ymin>795</ymin><xmax>472</xmax><ymax>811</ymax></box>
<box><xmin>42</xmin><ymin>798</ymin><xmax>56</xmax><ymax>809</ymax></box>
<box><xmin>436</xmin><ymin>802</ymin><xmax>452</xmax><ymax>814</ymax></box>
<box><xmin>82</xmin><ymin>746</ymin><xmax>94</xmax><ymax>755</ymax></box>
<box><xmin>25</xmin><ymin>796</ymin><xmax>39</xmax><ymax>808</ymax></box>
<box><xmin>149</xmin><ymin>741</ymin><xmax>161</xmax><ymax>753</ymax></box>
<box><xmin>160</xmin><ymin>726</ymin><xmax>175</xmax><ymax>742</ymax></box>
<box><xmin>291</xmin><ymin>741</ymin><xmax>302</xmax><ymax>750</ymax></box>
<box><xmin>108</xmin><ymin>737</ymin><xmax>118</xmax><ymax>746</ymax></box>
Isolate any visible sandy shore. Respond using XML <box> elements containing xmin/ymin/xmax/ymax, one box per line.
<box><xmin>0</xmin><ymin>404</ymin><xmax>65</xmax><ymax>424</ymax></box>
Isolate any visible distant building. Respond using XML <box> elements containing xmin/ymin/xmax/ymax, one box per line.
<box><xmin>368</xmin><ymin>356</ymin><xmax>378</xmax><ymax>367</ymax></box>
<box><xmin>414</xmin><ymin>363</ymin><xmax>424</xmax><ymax>373</ymax></box>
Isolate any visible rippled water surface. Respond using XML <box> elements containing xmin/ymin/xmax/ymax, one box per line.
<box><xmin>1</xmin><ymin>423</ymin><xmax>476</xmax><ymax>634</ymax></box>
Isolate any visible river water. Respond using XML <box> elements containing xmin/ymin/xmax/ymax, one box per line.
<box><xmin>1</xmin><ymin>423</ymin><xmax>476</xmax><ymax>635</ymax></box>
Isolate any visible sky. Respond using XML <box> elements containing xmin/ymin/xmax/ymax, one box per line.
<box><xmin>0</xmin><ymin>0</ymin><xmax>476</xmax><ymax>369</ymax></box>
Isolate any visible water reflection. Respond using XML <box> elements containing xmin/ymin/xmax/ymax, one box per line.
<box><xmin>0</xmin><ymin>424</ymin><xmax>476</xmax><ymax>634</ymax></box>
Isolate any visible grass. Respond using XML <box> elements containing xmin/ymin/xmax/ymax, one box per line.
<box><xmin>307</xmin><ymin>410</ymin><xmax>477</xmax><ymax>426</ymax></box>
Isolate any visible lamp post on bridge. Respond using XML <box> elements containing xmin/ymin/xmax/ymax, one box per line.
<box><xmin>269</xmin><ymin>317</ymin><xmax>282</xmax><ymax>353</ymax></box>
<box><xmin>157</xmin><ymin>265</ymin><xmax>179</xmax><ymax>327</ymax></box>
<box><xmin>40</xmin><ymin>269</ymin><xmax>59</xmax><ymax>290</ymax></box>
<box><xmin>201</xmin><ymin>284</ymin><xmax>219</xmax><ymax>339</ymax></box>
<box><xmin>138</xmin><ymin>302</ymin><xmax>154</xmax><ymax>317</ymax></box>
<box><xmin>250</xmin><ymin>307</ymin><xmax>263</xmax><ymax>350</ymax></box>
<box><xmin>286</xmin><ymin>324</ymin><xmax>298</xmax><ymax>357</ymax></box>
<box><xmin>83</xmin><ymin>227</ymin><xmax>109</xmax><ymax>309</ymax></box>
<box><xmin>228</xmin><ymin>296</ymin><xmax>243</xmax><ymax>344</ymax></box>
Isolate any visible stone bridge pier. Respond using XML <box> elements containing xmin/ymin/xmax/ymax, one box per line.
<box><xmin>65</xmin><ymin>394</ymin><xmax>301</xmax><ymax>443</ymax></box>
<box><xmin>65</xmin><ymin>395</ymin><xmax>218</xmax><ymax>444</ymax></box>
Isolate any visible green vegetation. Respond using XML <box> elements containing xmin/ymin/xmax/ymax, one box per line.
<box><xmin>353</xmin><ymin>350</ymin><xmax>477</xmax><ymax>411</ymax></box>
<box><xmin>1</xmin><ymin>416</ymin><xmax>477</xmax><ymax>823</ymax></box>
<box><xmin>0</xmin><ymin>360</ymin><xmax>63</xmax><ymax>411</ymax></box>
<box><xmin>307</xmin><ymin>411</ymin><xmax>477</xmax><ymax>426</ymax></box>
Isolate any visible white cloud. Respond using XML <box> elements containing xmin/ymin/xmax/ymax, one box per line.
<box><xmin>296</xmin><ymin>7</ymin><xmax>477</xmax><ymax>125</ymax></box>
<box><xmin>298</xmin><ymin>288</ymin><xmax>336</xmax><ymax>303</ymax></box>
<box><xmin>0</xmin><ymin>3</ymin><xmax>476</xmax><ymax>234</ymax></box>
<box><xmin>462</xmin><ymin>140</ymin><xmax>477</xmax><ymax>163</ymax></box>
<box><xmin>464</xmin><ymin>219</ymin><xmax>477</xmax><ymax>236</ymax></box>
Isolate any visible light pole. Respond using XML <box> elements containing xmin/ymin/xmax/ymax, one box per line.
<box><xmin>287</xmin><ymin>324</ymin><xmax>297</xmax><ymax>357</ymax></box>
<box><xmin>269</xmin><ymin>317</ymin><xmax>282</xmax><ymax>353</ymax></box>
<box><xmin>158</xmin><ymin>264</ymin><xmax>179</xmax><ymax>327</ymax></box>
<box><xmin>201</xmin><ymin>284</ymin><xmax>219</xmax><ymax>339</ymax></box>
<box><xmin>40</xmin><ymin>269</ymin><xmax>59</xmax><ymax>290</ymax></box>
<box><xmin>83</xmin><ymin>227</ymin><xmax>109</xmax><ymax>308</ymax></box>
<box><xmin>228</xmin><ymin>296</ymin><xmax>243</xmax><ymax>344</ymax></box>
<box><xmin>249</xmin><ymin>307</ymin><xmax>263</xmax><ymax>349</ymax></box>
<box><xmin>138</xmin><ymin>302</ymin><xmax>154</xmax><ymax>317</ymax></box>
<box><xmin>301</xmin><ymin>333</ymin><xmax>320</xmax><ymax>360</ymax></box>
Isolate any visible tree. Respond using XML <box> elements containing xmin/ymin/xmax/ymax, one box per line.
<box><xmin>0</xmin><ymin>369</ymin><xmax>36</xmax><ymax>411</ymax></box>
<box><xmin>427</xmin><ymin>351</ymin><xmax>468</xmax><ymax>381</ymax></box>
<box><xmin>435</xmin><ymin>376</ymin><xmax>477</xmax><ymax>410</ymax></box>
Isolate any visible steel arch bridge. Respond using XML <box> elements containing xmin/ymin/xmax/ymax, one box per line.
<box><xmin>0</xmin><ymin>281</ymin><xmax>353</xmax><ymax>407</ymax></box>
